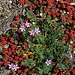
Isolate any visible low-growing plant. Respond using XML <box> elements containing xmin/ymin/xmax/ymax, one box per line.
<box><xmin>20</xmin><ymin>10</ymin><xmax>70</xmax><ymax>74</ymax></box>
<box><xmin>0</xmin><ymin>1</ymin><xmax>75</xmax><ymax>74</ymax></box>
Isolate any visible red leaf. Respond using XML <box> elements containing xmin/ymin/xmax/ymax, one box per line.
<box><xmin>47</xmin><ymin>8</ymin><xmax>50</xmax><ymax>13</ymax></box>
<box><xmin>3</xmin><ymin>48</ymin><xmax>7</xmax><ymax>51</ymax></box>
<box><xmin>10</xmin><ymin>44</ymin><xmax>16</xmax><ymax>50</ymax></box>
<box><xmin>0</xmin><ymin>61</ymin><xmax>3</xmax><ymax>65</ymax></box>
<box><xmin>18</xmin><ymin>70</ymin><xmax>21</xmax><ymax>74</ymax></box>
<box><xmin>56</xmin><ymin>12</ymin><xmax>59</xmax><ymax>16</ymax></box>
<box><xmin>24</xmin><ymin>65</ymin><xmax>27</xmax><ymax>67</ymax></box>
<box><xmin>9</xmin><ymin>58</ymin><xmax>13</xmax><ymax>61</ymax></box>
<box><xmin>10</xmin><ymin>37</ymin><xmax>14</xmax><ymax>43</ymax></box>
<box><xmin>0</xmin><ymin>42</ymin><xmax>3</xmax><ymax>46</ymax></box>
<box><xmin>72</xmin><ymin>69</ymin><xmax>75</xmax><ymax>74</ymax></box>
<box><xmin>18</xmin><ymin>0</ymin><xmax>25</xmax><ymax>5</ymax></box>
<box><xmin>8</xmin><ymin>51</ymin><xmax>12</xmax><ymax>55</ymax></box>
<box><xmin>2</xmin><ymin>41</ymin><xmax>6</xmax><ymax>45</ymax></box>
<box><xmin>14</xmin><ymin>16</ymin><xmax>19</xmax><ymax>21</ymax></box>
<box><xmin>40</xmin><ymin>0</ymin><xmax>42</xmax><ymax>3</ymax></box>
<box><xmin>11</xmin><ymin>55</ymin><xmax>14</xmax><ymax>58</ymax></box>
<box><xmin>23</xmin><ymin>46</ymin><xmax>27</xmax><ymax>50</ymax></box>
<box><xmin>21</xmin><ymin>71</ymin><xmax>24</xmax><ymax>75</ymax></box>
<box><xmin>68</xmin><ymin>0</ymin><xmax>73</xmax><ymax>3</ymax></box>
<box><xmin>24</xmin><ymin>42</ymin><xmax>27</xmax><ymax>46</ymax></box>
<box><xmin>4</xmin><ymin>61</ymin><xmax>9</xmax><ymax>66</ymax></box>
<box><xmin>24</xmin><ymin>68</ymin><xmax>28</xmax><ymax>73</ymax></box>
<box><xmin>49</xmin><ymin>0</ymin><xmax>54</xmax><ymax>6</ymax></box>
<box><xmin>19</xmin><ymin>42</ymin><xmax>23</xmax><ymax>45</ymax></box>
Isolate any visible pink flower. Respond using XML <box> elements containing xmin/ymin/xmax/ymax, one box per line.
<box><xmin>25</xmin><ymin>21</ymin><xmax>30</xmax><ymax>28</ymax></box>
<box><xmin>8</xmin><ymin>63</ymin><xmax>19</xmax><ymax>71</ymax></box>
<box><xmin>13</xmin><ymin>64</ymin><xmax>19</xmax><ymax>71</ymax></box>
<box><xmin>8</xmin><ymin>63</ymin><xmax>15</xmax><ymax>71</ymax></box>
<box><xmin>35</xmin><ymin>28</ymin><xmax>40</xmax><ymax>34</ymax></box>
<box><xmin>19</xmin><ymin>25</ymin><xmax>25</xmax><ymax>32</ymax></box>
<box><xmin>45</xmin><ymin>59</ymin><xmax>51</xmax><ymax>66</ymax></box>
<box><xmin>56</xmin><ymin>0</ymin><xmax>59</xmax><ymax>2</ymax></box>
<box><xmin>29</xmin><ymin>30</ymin><xmax>35</xmax><ymax>36</ymax></box>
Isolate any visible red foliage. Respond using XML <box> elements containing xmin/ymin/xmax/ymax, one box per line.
<box><xmin>11</xmin><ymin>22</ymin><xmax>16</xmax><ymax>27</ymax></box>
<box><xmin>0</xmin><ymin>42</ymin><xmax>3</xmax><ymax>46</ymax></box>
<box><xmin>40</xmin><ymin>0</ymin><xmax>42</xmax><ymax>3</ymax></box>
<box><xmin>10</xmin><ymin>37</ymin><xmax>14</xmax><ymax>43</ymax></box>
<box><xmin>14</xmin><ymin>16</ymin><xmax>20</xmax><ymax>21</ymax></box>
<box><xmin>72</xmin><ymin>69</ymin><xmax>75</xmax><ymax>74</ymax></box>
<box><xmin>0</xmin><ymin>61</ymin><xmax>3</xmax><ymax>65</ymax></box>
<box><xmin>9</xmin><ymin>57</ymin><xmax>13</xmax><ymax>61</ymax></box>
<box><xmin>4</xmin><ymin>61</ymin><xmax>9</xmax><ymax>66</ymax></box>
<box><xmin>8</xmin><ymin>51</ymin><xmax>12</xmax><ymax>55</ymax></box>
<box><xmin>24</xmin><ymin>68</ymin><xmax>28</xmax><ymax>73</ymax></box>
<box><xmin>3</xmin><ymin>47</ymin><xmax>7</xmax><ymax>51</ymax></box>
<box><xmin>18</xmin><ymin>0</ymin><xmax>25</xmax><ymax>5</ymax></box>
<box><xmin>17</xmin><ymin>70</ymin><xmax>21</xmax><ymax>74</ymax></box>
<box><xmin>0</xmin><ymin>0</ymin><xmax>74</xmax><ymax>75</ymax></box>
<box><xmin>48</xmin><ymin>0</ymin><xmax>54</xmax><ymax>6</ymax></box>
<box><xmin>19</xmin><ymin>41</ymin><xmax>23</xmax><ymax>45</ymax></box>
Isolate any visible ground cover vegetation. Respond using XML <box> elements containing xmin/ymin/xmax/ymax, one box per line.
<box><xmin>0</xmin><ymin>0</ymin><xmax>75</xmax><ymax>75</ymax></box>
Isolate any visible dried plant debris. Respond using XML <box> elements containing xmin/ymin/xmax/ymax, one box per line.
<box><xmin>0</xmin><ymin>67</ymin><xmax>10</xmax><ymax>75</ymax></box>
<box><xmin>0</xmin><ymin>0</ymin><xmax>22</xmax><ymax>32</ymax></box>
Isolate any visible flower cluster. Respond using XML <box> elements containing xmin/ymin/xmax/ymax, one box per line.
<box><xmin>25</xmin><ymin>21</ymin><xmax>30</xmax><ymax>28</ymax></box>
<box><xmin>29</xmin><ymin>28</ymin><xmax>40</xmax><ymax>36</ymax></box>
<box><xmin>19</xmin><ymin>25</ymin><xmax>25</xmax><ymax>32</ymax></box>
<box><xmin>19</xmin><ymin>21</ymin><xmax>30</xmax><ymax>32</ymax></box>
<box><xmin>0</xmin><ymin>20</ymin><xmax>34</xmax><ymax>74</ymax></box>
<box><xmin>0</xmin><ymin>0</ymin><xmax>75</xmax><ymax>75</ymax></box>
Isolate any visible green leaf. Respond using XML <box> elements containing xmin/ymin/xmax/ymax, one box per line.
<box><xmin>57</xmin><ymin>63</ymin><xmax>62</xmax><ymax>68</ymax></box>
<box><xmin>14</xmin><ymin>40</ymin><xmax>18</xmax><ymax>45</ymax></box>
<box><xmin>32</xmin><ymin>74</ymin><xmax>36</xmax><ymax>75</ymax></box>
<box><xmin>7</xmin><ymin>33</ymin><xmax>10</xmax><ymax>37</ymax></box>
<box><xmin>24</xmin><ymin>4</ymin><xmax>28</xmax><ymax>7</ymax></box>
<box><xmin>0</xmin><ymin>46</ymin><xmax>3</xmax><ymax>52</ymax></box>
<box><xmin>21</xmin><ymin>62</ymin><xmax>25</xmax><ymax>65</ymax></box>
<box><xmin>48</xmin><ymin>72</ymin><xmax>51</xmax><ymax>75</ymax></box>
<box><xmin>15</xmin><ymin>61</ymin><xmax>18</xmax><ymax>64</ymax></box>
<box><xmin>39</xmin><ymin>54</ymin><xmax>44</xmax><ymax>59</ymax></box>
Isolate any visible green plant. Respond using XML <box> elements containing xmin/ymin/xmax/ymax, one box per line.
<box><xmin>21</xmin><ymin>10</ymin><xmax>70</xmax><ymax>74</ymax></box>
<box><xmin>0</xmin><ymin>46</ymin><xmax>3</xmax><ymax>52</ymax></box>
